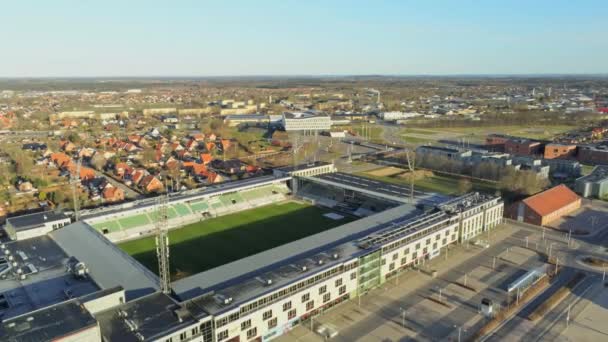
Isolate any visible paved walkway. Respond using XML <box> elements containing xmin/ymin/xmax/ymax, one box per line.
<box><xmin>276</xmin><ymin>224</ymin><xmax>528</xmax><ymax>342</ymax></box>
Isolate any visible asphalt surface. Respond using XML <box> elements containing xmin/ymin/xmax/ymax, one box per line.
<box><xmin>483</xmin><ymin>220</ymin><xmax>608</xmax><ymax>341</ymax></box>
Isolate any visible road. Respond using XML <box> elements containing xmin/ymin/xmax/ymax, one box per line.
<box><xmin>483</xmin><ymin>218</ymin><xmax>608</xmax><ymax>341</ymax></box>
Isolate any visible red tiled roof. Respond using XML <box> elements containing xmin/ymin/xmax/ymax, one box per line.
<box><xmin>523</xmin><ymin>184</ymin><xmax>580</xmax><ymax>217</ymax></box>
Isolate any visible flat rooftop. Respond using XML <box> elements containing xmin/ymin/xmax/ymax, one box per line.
<box><xmin>5</xmin><ymin>211</ymin><xmax>68</xmax><ymax>230</ymax></box>
<box><xmin>0</xmin><ymin>236</ymin><xmax>100</xmax><ymax>319</ymax></box>
<box><xmin>0</xmin><ymin>299</ymin><xmax>98</xmax><ymax>341</ymax></box>
<box><xmin>172</xmin><ymin>203</ymin><xmax>422</xmax><ymax>313</ymax></box>
<box><xmin>97</xmin><ymin>292</ymin><xmax>201</xmax><ymax>342</ymax></box>
<box><xmin>309</xmin><ymin>172</ymin><xmax>448</xmax><ymax>205</ymax></box>
<box><xmin>50</xmin><ymin>222</ymin><xmax>159</xmax><ymax>300</ymax></box>
<box><xmin>576</xmin><ymin>165</ymin><xmax>608</xmax><ymax>183</ymax></box>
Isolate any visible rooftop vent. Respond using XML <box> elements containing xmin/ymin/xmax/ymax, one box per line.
<box><xmin>124</xmin><ymin>318</ymin><xmax>138</xmax><ymax>332</ymax></box>
<box><xmin>332</xmin><ymin>253</ymin><xmax>339</xmax><ymax>260</ymax></box>
<box><xmin>256</xmin><ymin>276</ymin><xmax>273</xmax><ymax>286</ymax></box>
<box><xmin>213</xmin><ymin>294</ymin><xmax>233</xmax><ymax>306</ymax></box>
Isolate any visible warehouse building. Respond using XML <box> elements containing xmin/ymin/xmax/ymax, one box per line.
<box><xmin>510</xmin><ymin>184</ymin><xmax>581</xmax><ymax>226</ymax></box>
<box><xmin>281</xmin><ymin>112</ymin><xmax>332</xmax><ymax>132</ymax></box>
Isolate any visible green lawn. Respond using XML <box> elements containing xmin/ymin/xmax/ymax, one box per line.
<box><xmin>402</xmin><ymin>125</ymin><xmax>575</xmax><ymax>142</ymax></box>
<box><xmin>119</xmin><ymin>202</ymin><xmax>352</xmax><ymax>279</ymax></box>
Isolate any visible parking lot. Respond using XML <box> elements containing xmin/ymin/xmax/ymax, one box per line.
<box><xmin>276</xmin><ymin>223</ymin><xmax>551</xmax><ymax>342</ymax></box>
<box><xmin>549</xmin><ymin>203</ymin><xmax>608</xmax><ymax>235</ymax></box>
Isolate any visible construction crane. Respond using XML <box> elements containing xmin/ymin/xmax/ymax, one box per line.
<box><xmin>71</xmin><ymin>159</ymin><xmax>81</xmax><ymax>221</ymax></box>
<box><xmin>155</xmin><ymin>192</ymin><xmax>171</xmax><ymax>294</ymax></box>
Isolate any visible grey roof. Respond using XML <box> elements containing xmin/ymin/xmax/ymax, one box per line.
<box><xmin>575</xmin><ymin>165</ymin><xmax>608</xmax><ymax>183</ymax></box>
<box><xmin>275</xmin><ymin>161</ymin><xmax>331</xmax><ymax>174</ymax></box>
<box><xmin>172</xmin><ymin>203</ymin><xmax>420</xmax><ymax>304</ymax></box>
<box><xmin>0</xmin><ymin>299</ymin><xmax>98</xmax><ymax>342</ymax></box>
<box><xmin>0</xmin><ymin>236</ymin><xmax>100</xmax><ymax>320</ymax></box>
<box><xmin>6</xmin><ymin>211</ymin><xmax>68</xmax><ymax>231</ymax></box>
<box><xmin>97</xmin><ymin>292</ymin><xmax>199</xmax><ymax>342</ymax></box>
<box><xmin>310</xmin><ymin>172</ymin><xmax>448</xmax><ymax>205</ymax></box>
<box><xmin>50</xmin><ymin>222</ymin><xmax>159</xmax><ymax>300</ymax></box>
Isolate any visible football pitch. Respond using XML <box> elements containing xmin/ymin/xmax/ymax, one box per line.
<box><xmin>119</xmin><ymin>202</ymin><xmax>353</xmax><ymax>280</ymax></box>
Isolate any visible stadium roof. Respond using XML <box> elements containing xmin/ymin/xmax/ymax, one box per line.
<box><xmin>523</xmin><ymin>184</ymin><xmax>580</xmax><ymax>217</ymax></box>
<box><xmin>172</xmin><ymin>203</ymin><xmax>420</xmax><ymax>305</ymax></box>
<box><xmin>50</xmin><ymin>222</ymin><xmax>159</xmax><ymax>300</ymax></box>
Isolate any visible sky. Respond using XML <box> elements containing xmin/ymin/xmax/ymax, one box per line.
<box><xmin>1</xmin><ymin>0</ymin><xmax>607</xmax><ymax>77</ymax></box>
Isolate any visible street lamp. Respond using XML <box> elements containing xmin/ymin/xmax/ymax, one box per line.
<box><xmin>400</xmin><ymin>307</ymin><xmax>406</xmax><ymax>328</ymax></box>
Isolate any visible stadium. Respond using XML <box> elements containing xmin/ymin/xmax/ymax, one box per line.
<box><xmin>0</xmin><ymin>161</ymin><xmax>504</xmax><ymax>342</ymax></box>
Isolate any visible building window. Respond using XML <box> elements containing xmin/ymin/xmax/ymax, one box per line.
<box><xmin>335</xmin><ymin>278</ymin><xmax>343</xmax><ymax>287</ymax></box>
<box><xmin>263</xmin><ymin>310</ymin><xmax>273</xmax><ymax>320</ymax></box>
<box><xmin>401</xmin><ymin>257</ymin><xmax>407</xmax><ymax>265</ymax></box>
<box><xmin>301</xmin><ymin>293</ymin><xmax>310</xmax><ymax>303</ymax></box>
<box><xmin>415</xmin><ymin>243</ymin><xmax>421</xmax><ymax>250</ymax></box>
<box><xmin>306</xmin><ymin>300</ymin><xmax>315</xmax><ymax>311</ymax></box>
<box><xmin>241</xmin><ymin>319</ymin><xmax>251</xmax><ymax>331</ymax></box>
<box><xmin>247</xmin><ymin>327</ymin><xmax>257</xmax><ymax>339</ymax></box>
<box><xmin>268</xmin><ymin>317</ymin><xmax>278</xmax><ymax>329</ymax></box>
<box><xmin>426</xmin><ymin>238</ymin><xmax>431</xmax><ymax>245</ymax></box>
<box><xmin>191</xmin><ymin>327</ymin><xmax>198</xmax><ymax>336</ymax></box>
<box><xmin>389</xmin><ymin>262</ymin><xmax>395</xmax><ymax>271</ymax></box>
<box><xmin>283</xmin><ymin>301</ymin><xmax>292</xmax><ymax>312</ymax></box>
<box><xmin>392</xmin><ymin>253</ymin><xmax>398</xmax><ymax>260</ymax></box>
<box><xmin>180</xmin><ymin>332</ymin><xmax>187</xmax><ymax>341</ymax></box>
<box><xmin>412</xmin><ymin>252</ymin><xmax>418</xmax><ymax>259</ymax></box>
<box><xmin>350</xmin><ymin>272</ymin><xmax>357</xmax><ymax>280</ymax></box>
<box><xmin>288</xmin><ymin>308</ymin><xmax>297</xmax><ymax>320</ymax></box>
<box><xmin>403</xmin><ymin>248</ymin><xmax>410</xmax><ymax>255</ymax></box>
<box><xmin>432</xmin><ymin>243</ymin><xmax>437</xmax><ymax>250</ymax></box>
<box><xmin>217</xmin><ymin>330</ymin><xmax>228</xmax><ymax>341</ymax></box>
<box><xmin>423</xmin><ymin>247</ymin><xmax>428</xmax><ymax>254</ymax></box>
<box><xmin>339</xmin><ymin>285</ymin><xmax>346</xmax><ymax>295</ymax></box>
<box><xmin>319</xmin><ymin>285</ymin><xmax>327</xmax><ymax>295</ymax></box>
<box><xmin>323</xmin><ymin>293</ymin><xmax>331</xmax><ymax>303</ymax></box>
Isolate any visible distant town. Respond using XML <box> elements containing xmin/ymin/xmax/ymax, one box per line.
<box><xmin>1</xmin><ymin>76</ymin><xmax>608</xmax><ymax>342</ymax></box>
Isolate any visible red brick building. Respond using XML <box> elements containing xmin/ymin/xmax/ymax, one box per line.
<box><xmin>504</xmin><ymin>138</ymin><xmax>542</xmax><ymax>156</ymax></box>
<box><xmin>485</xmin><ymin>134</ymin><xmax>511</xmax><ymax>152</ymax></box>
<box><xmin>544</xmin><ymin>143</ymin><xmax>577</xmax><ymax>159</ymax></box>
<box><xmin>510</xmin><ymin>185</ymin><xmax>581</xmax><ymax>226</ymax></box>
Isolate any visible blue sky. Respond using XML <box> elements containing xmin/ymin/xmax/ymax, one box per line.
<box><xmin>1</xmin><ymin>0</ymin><xmax>606</xmax><ymax>77</ymax></box>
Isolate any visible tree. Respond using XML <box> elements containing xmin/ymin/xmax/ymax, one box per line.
<box><xmin>458</xmin><ymin>178</ymin><xmax>473</xmax><ymax>194</ymax></box>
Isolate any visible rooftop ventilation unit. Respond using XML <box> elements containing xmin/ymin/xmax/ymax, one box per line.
<box><xmin>124</xmin><ymin>318</ymin><xmax>138</xmax><ymax>332</ymax></box>
<box><xmin>214</xmin><ymin>294</ymin><xmax>233</xmax><ymax>306</ymax></box>
<box><xmin>256</xmin><ymin>276</ymin><xmax>273</xmax><ymax>286</ymax></box>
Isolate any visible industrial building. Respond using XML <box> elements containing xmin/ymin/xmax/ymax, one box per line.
<box><xmin>509</xmin><ymin>184</ymin><xmax>581</xmax><ymax>226</ymax></box>
<box><xmin>281</xmin><ymin>112</ymin><xmax>332</xmax><ymax>132</ymax></box>
<box><xmin>575</xmin><ymin>165</ymin><xmax>608</xmax><ymax>198</ymax></box>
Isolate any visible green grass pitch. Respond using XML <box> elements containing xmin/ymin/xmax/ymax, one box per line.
<box><xmin>119</xmin><ymin>202</ymin><xmax>352</xmax><ymax>280</ymax></box>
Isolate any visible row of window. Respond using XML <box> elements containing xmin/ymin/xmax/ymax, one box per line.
<box><xmin>238</xmin><ymin>261</ymin><xmax>357</xmax><ymax>317</ymax></box>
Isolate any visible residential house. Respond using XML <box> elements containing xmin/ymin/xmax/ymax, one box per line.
<box><xmin>140</xmin><ymin>175</ymin><xmax>163</xmax><ymax>193</ymax></box>
<box><xmin>102</xmin><ymin>186</ymin><xmax>125</xmax><ymax>203</ymax></box>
